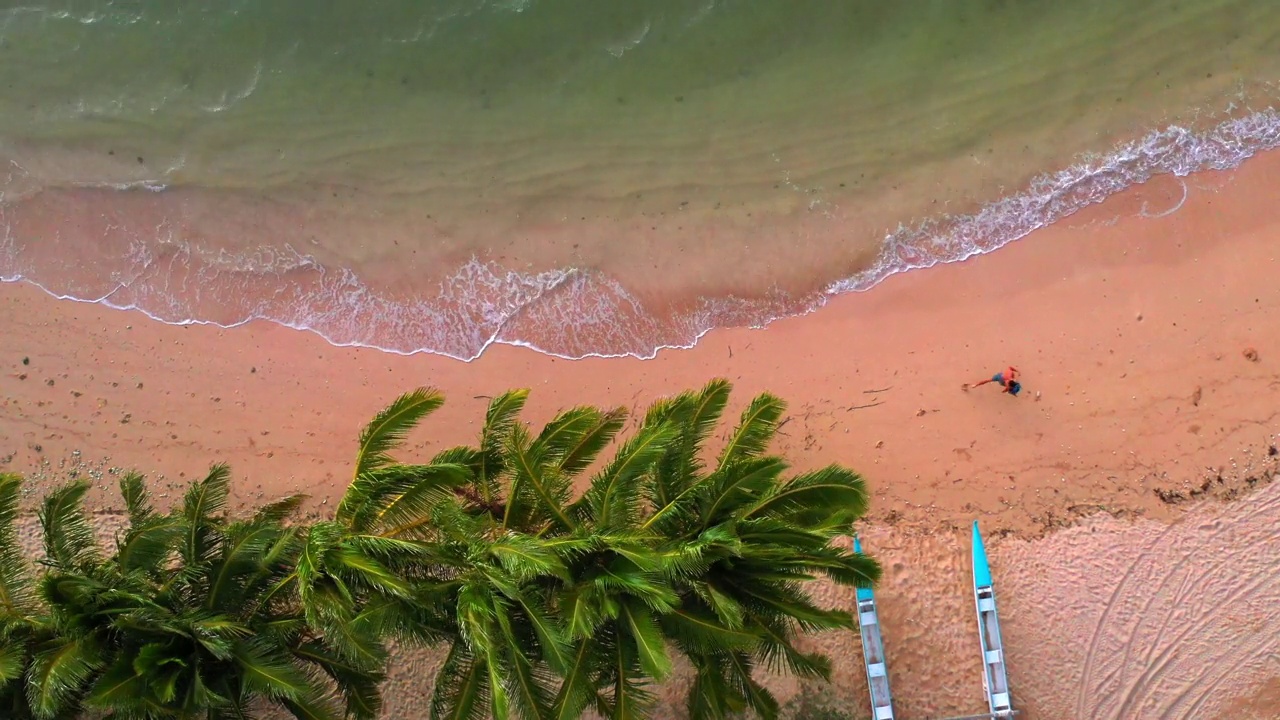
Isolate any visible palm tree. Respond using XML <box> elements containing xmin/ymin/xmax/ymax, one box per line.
<box><xmin>640</xmin><ymin>380</ymin><xmax>880</xmax><ymax>720</ymax></box>
<box><xmin>336</xmin><ymin>381</ymin><xmax>879</xmax><ymax>720</ymax></box>
<box><xmin>0</xmin><ymin>467</ymin><xmax>386</xmax><ymax>720</ymax></box>
<box><xmin>0</xmin><ymin>473</ymin><xmax>58</xmax><ymax>720</ymax></box>
<box><xmin>320</xmin><ymin>389</ymin><xmax>592</xmax><ymax>720</ymax></box>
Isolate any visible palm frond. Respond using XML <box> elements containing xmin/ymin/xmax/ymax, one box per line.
<box><xmin>362</xmin><ymin>464</ymin><xmax>468</xmax><ymax>536</ymax></box>
<box><xmin>649</xmin><ymin>380</ymin><xmax>732</xmax><ymax>507</ymax></box>
<box><xmin>233</xmin><ymin>641</ymin><xmax>316</xmax><ymax>701</ymax></box>
<box><xmin>81</xmin><ymin>655</ymin><xmax>148</xmax><ymax>713</ymax></box>
<box><xmin>206</xmin><ymin>523</ymin><xmax>283</xmax><ymax>611</ymax></box>
<box><xmin>280</xmin><ymin>695</ymin><xmax>344</xmax><ymax>720</ymax></box>
<box><xmin>292</xmin><ymin>640</ymin><xmax>385</xmax><ymax>720</ymax></box>
<box><xmin>352</xmin><ymin>388</ymin><xmax>445</xmax><ymax>480</ymax></box>
<box><xmin>751</xmin><ymin>617</ymin><xmax>833</xmax><ymax>680</ymax></box>
<box><xmin>578</xmin><ymin>422</ymin><xmax>675</xmax><ymax>530</ymax></box>
<box><xmin>117</xmin><ymin>472</ymin><xmax>155</xmax><ymax>527</ymax></box>
<box><xmin>715</xmin><ymin>393</ymin><xmax>785</xmax><ymax>470</ymax></box>
<box><xmin>430</xmin><ymin>644</ymin><xmax>488</xmax><ymax>720</ymax></box>
<box><xmin>657</xmin><ymin>607</ymin><xmax>759</xmax><ymax>656</ymax></box>
<box><xmin>535</xmin><ymin>407</ymin><xmax>626</xmax><ymax>476</ymax></box>
<box><xmin>0</xmin><ymin>475</ymin><xmax>36</xmax><ymax>615</ymax></box>
<box><xmin>430</xmin><ymin>446</ymin><xmax>483</xmax><ymax>471</ymax></box>
<box><xmin>724</xmin><ymin>651</ymin><xmax>779</xmax><ymax>719</ymax></box>
<box><xmin>686</xmin><ymin>654</ymin><xmax>739</xmax><ymax>720</ymax></box>
<box><xmin>114</xmin><ymin>515</ymin><xmax>183</xmax><ymax>576</ymax></box>
<box><xmin>549</xmin><ymin>641</ymin><xmax>597</xmax><ymax>720</ymax></box>
<box><xmin>37</xmin><ymin>481</ymin><xmax>100</xmax><ymax>572</ymax></box>
<box><xmin>26</xmin><ymin>635</ymin><xmax>105</xmax><ymax>718</ymax></box>
<box><xmin>476</xmin><ymin>389</ymin><xmax>529</xmax><ymax>492</ymax></box>
<box><xmin>503</xmin><ymin>425</ymin><xmax>575</xmax><ymax>532</ymax></box>
<box><xmin>697</xmin><ymin>457</ymin><xmax>788</xmax><ymax>530</ymax></box>
<box><xmin>487</xmin><ymin>534</ymin><xmax>569</xmax><ymax>584</ymax></box>
<box><xmin>607</xmin><ymin>637</ymin><xmax>652</xmax><ymax>720</ymax></box>
<box><xmin>619</xmin><ymin>602</ymin><xmax>670</xmax><ymax>680</ymax></box>
<box><xmin>253</xmin><ymin>495</ymin><xmax>307</xmax><ymax>525</ymax></box>
<box><xmin>181</xmin><ymin>464</ymin><xmax>232</xmax><ymax>571</ymax></box>
<box><xmin>741</xmin><ymin>466</ymin><xmax>868</xmax><ymax>528</ymax></box>
<box><xmin>501</xmin><ymin>640</ymin><xmax>554</xmax><ymax>720</ymax></box>
<box><xmin>0</xmin><ymin>637</ymin><xmax>26</xmax><ymax>684</ymax></box>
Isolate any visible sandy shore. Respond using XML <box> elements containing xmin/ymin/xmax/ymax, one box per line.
<box><xmin>4</xmin><ymin>149</ymin><xmax>1280</xmax><ymax>718</ymax></box>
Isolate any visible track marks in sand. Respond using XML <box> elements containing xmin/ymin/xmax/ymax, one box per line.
<box><xmin>1003</xmin><ymin>479</ymin><xmax>1280</xmax><ymax>720</ymax></box>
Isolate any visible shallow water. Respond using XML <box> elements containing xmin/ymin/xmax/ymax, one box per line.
<box><xmin>2</xmin><ymin>0</ymin><xmax>1280</xmax><ymax>358</ymax></box>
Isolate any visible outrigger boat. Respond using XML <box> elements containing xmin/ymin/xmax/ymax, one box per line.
<box><xmin>853</xmin><ymin>536</ymin><xmax>895</xmax><ymax>720</ymax></box>
<box><xmin>971</xmin><ymin>522</ymin><xmax>1014</xmax><ymax>718</ymax></box>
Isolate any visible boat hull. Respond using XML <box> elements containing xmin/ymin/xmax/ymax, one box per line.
<box><xmin>854</xmin><ymin>536</ymin><xmax>895</xmax><ymax>720</ymax></box>
<box><xmin>971</xmin><ymin>522</ymin><xmax>1014</xmax><ymax>718</ymax></box>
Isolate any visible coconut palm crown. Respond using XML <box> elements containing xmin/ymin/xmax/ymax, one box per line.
<box><xmin>330</xmin><ymin>379</ymin><xmax>880</xmax><ymax>720</ymax></box>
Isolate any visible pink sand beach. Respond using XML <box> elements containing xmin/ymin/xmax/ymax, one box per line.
<box><xmin>5</xmin><ymin>136</ymin><xmax>1280</xmax><ymax>717</ymax></box>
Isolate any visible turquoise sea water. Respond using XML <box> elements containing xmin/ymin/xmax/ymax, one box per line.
<box><xmin>2</xmin><ymin>0</ymin><xmax>1280</xmax><ymax>358</ymax></box>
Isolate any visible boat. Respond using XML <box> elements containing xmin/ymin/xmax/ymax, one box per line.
<box><xmin>971</xmin><ymin>521</ymin><xmax>1014</xmax><ymax>718</ymax></box>
<box><xmin>853</xmin><ymin>536</ymin><xmax>895</xmax><ymax>720</ymax></box>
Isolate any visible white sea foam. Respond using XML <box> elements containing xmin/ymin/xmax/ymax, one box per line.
<box><xmin>3</xmin><ymin>109</ymin><xmax>1280</xmax><ymax>361</ymax></box>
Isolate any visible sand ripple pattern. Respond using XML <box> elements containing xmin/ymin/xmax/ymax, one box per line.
<box><xmin>999</xmin><ymin>479</ymin><xmax>1280</xmax><ymax>720</ymax></box>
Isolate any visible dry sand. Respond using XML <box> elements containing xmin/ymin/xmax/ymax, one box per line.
<box><xmin>4</xmin><ymin>149</ymin><xmax>1280</xmax><ymax>718</ymax></box>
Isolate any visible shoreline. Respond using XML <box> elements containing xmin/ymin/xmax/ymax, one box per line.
<box><xmin>5</xmin><ymin>107</ymin><xmax>1280</xmax><ymax>361</ymax></box>
<box><xmin>4</xmin><ymin>137</ymin><xmax>1280</xmax><ymax>720</ymax></box>
<box><xmin>4</xmin><ymin>148</ymin><xmax>1280</xmax><ymax>536</ymax></box>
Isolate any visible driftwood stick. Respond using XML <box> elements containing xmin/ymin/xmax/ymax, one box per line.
<box><xmin>846</xmin><ymin>401</ymin><xmax>883</xmax><ymax>411</ymax></box>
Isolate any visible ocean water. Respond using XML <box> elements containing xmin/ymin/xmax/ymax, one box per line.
<box><xmin>2</xmin><ymin>0</ymin><xmax>1280</xmax><ymax>359</ymax></box>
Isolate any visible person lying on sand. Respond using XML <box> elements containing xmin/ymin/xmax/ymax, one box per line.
<box><xmin>963</xmin><ymin>366</ymin><xmax>1021</xmax><ymax>396</ymax></box>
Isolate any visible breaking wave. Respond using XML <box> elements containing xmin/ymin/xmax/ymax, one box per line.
<box><xmin>3</xmin><ymin>109</ymin><xmax>1280</xmax><ymax>361</ymax></box>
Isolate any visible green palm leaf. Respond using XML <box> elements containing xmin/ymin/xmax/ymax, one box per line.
<box><xmin>0</xmin><ymin>475</ymin><xmax>36</xmax><ymax>615</ymax></box>
<box><xmin>648</xmin><ymin>379</ymin><xmax>731</xmax><ymax>506</ymax></box>
<box><xmin>81</xmin><ymin>655</ymin><xmax>147</xmax><ymax>712</ymax></box>
<box><xmin>725</xmin><ymin>652</ymin><xmax>779</xmax><ymax>719</ymax></box>
<box><xmin>430</xmin><ymin>645</ymin><xmax>488</xmax><ymax>720</ymax></box>
<box><xmin>549</xmin><ymin>641</ymin><xmax>596</xmax><ymax>720</ymax></box>
<box><xmin>117</xmin><ymin>472</ymin><xmax>155</xmax><ymax>527</ymax></box>
<box><xmin>252</xmin><ymin>494</ymin><xmax>307</xmax><ymax>525</ymax></box>
<box><xmin>579</xmin><ymin>422</ymin><xmax>675</xmax><ymax>530</ymax></box>
<box><xmin>233</xmin><ymin>642</ymin><xmax>314</xmax><ymax>700</ymax></box>
<box><xmin>292</xmin><ymin>641</ymin><xmax>384</xmax><ymax>720</ymax></box>
<box><xmin>0</xmin><ymin>638</ymin><xmax>26</xmax><ymax>684</ymax></box>
<box><xmin>687</xmin><ymin>655</ymin><xmax>740</xmax><ymax>720</ymax></box>
<box><xmin>476</xmin><ymin>389</ymin><xmax>529</xmax><ymax>498</ymax></box>
<box><xmin>488</xmin><ymin>534</ymin><xmax>568</xmax><ymax>583</ymax></box>
<box><xmin>658</xmin><ymin>607</ymin><xmax>758</xmax><ymax>655</ymax></box>
<box><xmin>115</xmin><ymin>514</ymin><xmax>183</xmax><ymax>575</ymax></box>
<box><xmin>742</xmin><ymin>465</ymin><xmax>868</xmax><ymax>526</ymax></box>
<box><xmin>619</xmin><ymin>602</ymin><xmax>670</xmax><ymax>680</ymax></box>
<box><xmin>181</xmin><ymin>464</ymin><xmax>232</xmax><ymax>571</ymax></box>
<box><xmin>502</xmin><ymin>640</ymin><xmax>554</xmax><ymax>720</ymax></box>
<box><xmin>715</xmin><ymin>393</ymin><xmax>785</xmax><ymax>470</ymax></box>
<box><xmin>608</xmin><ymin>638</ymin><xmax>651</xmax><ymax>720</ymax></box>
<box><xmin>38</xmin><ymin>481</ymin><xmax>100</xmax><ymax>573</ymax></box>
<box><xmin>504</xmin><ymin>425</ymin><xmax>575</xmax><ymax>531</ymax></box>
<box><xmin>697</xmin><ymin>457</ymin><xmax>788</xmax><ymax>530</ymax></box>
<box><xmin>352</xmin><ymin>387</ymin><xmax>445</xmax><ymax>480</ymax></box>
<box><xmin>361</xmin><ymin>464</ymin><xmax>468</xmax><ymax>536</ymax></box>
<box><xmin>281</xmin><ymin>695</ymin><xmax>344</xmax><ymax>720</ymax></box>
<box><xmin>538</xmin><ymin>407</ymin><xmax>627</xmax><ymax>475</ymax></box>
<box><xmin>26</xmin><ymin>635</ymin><xmax>105</xmax><ymax>718</ymax></box>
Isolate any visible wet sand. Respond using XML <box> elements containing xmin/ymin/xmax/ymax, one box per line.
<box><xmin>4</xmin><ymin>149</ymin><xmax>1280</xmax><ymax>717</ymax></box>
